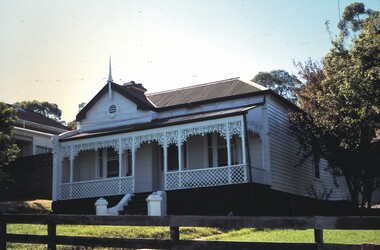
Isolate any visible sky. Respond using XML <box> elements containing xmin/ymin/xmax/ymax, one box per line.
<box><xmin>0</xmin><ymin>0</ymin><xmax>379</xmax><ymax>123</ymax></box>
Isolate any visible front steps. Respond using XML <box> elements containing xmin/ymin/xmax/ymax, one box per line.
<box><xmin>121</xmin><ymin>192</ymin><xmax>150</xmax><ymax>215</ymax></box>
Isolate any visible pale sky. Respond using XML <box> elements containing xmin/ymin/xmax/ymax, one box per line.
<box><xmin>0</xmin><ymin>0</ymin><xmax>379</xmax><ymax>123</ymax></box>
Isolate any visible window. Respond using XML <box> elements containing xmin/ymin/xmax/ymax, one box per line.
<box><xmin>98</xmin><ymin>150</ymin><xmax>103</xmax><ymax>178</ymax></box>
<box><xmin>98</xmin><ymin>148</ymin><xmax>119</xmax><ymax>178</ymax></box>
<box><xmin>160</xmin><ymin>143</ymin><xmax>186</xmax><ymax>171</ymax></box>
<box><xmin>126</xmin><ymin>149</ymin><xmax>132</xmax><ymax>176</ymax></box>
<box><xmin>107</xmin><ymin>148</ymin><xmax>119</xmax><ymax>177</ymax></box>
<box><xmin>35</xmin><ymin>146</ymin><xmax>51</xmax><ymax>154</ymax></box>
<box><xmin>167</xmin><ymin>144</ymin><xmax>178</xmax><ymax>171</ymax></box>
<box><xmin>217</xmin><ymin>134</ymin><xmax>228</xmax><ymax>167</ymax></box>
<box><xmin>207</xmin><ymin>134</ymin><xmax>213</xmax><ymax>167</ymax></box>
<box><xmin>207</xmin><ymin>133</ymin><xmax>238</xmax><ymax>167</ymax></box>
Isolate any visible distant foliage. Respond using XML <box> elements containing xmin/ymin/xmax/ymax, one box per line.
<box><xmin>290</xmin><ymin>3</ymin><xmax>380</xmax><ymax>208</ymax></box>
<box><xmin>14</xmin><ymin>100</ymin><xmax>62</xmax><ymax>121</ymax></box>
<box><xmin>0</xmin><ymin>102</ymin><xmax>20</xmax><ymax>189</ymax></box>
<box><xmin>252</xmin><ymin>70</ymin><xmax>301</xmax><ymax>104</ymax></box>
<box><xmin>66</xmin><ymin>120</ymin><xmax>77</xmax><ymax>130</ymax></box>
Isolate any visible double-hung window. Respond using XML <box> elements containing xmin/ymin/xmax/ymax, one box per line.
<box><xmin>98</xmin><ymin>148</ymin><xmax>119</xmax><ymax>178</ymax></box>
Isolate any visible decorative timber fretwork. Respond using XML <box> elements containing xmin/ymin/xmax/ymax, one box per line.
<box><xmin>121</xmin><ymin>137</ymin><xmax>133</xmax><ymax>151</ymax></box>
<box><xmin>228</xmin><ymin>121</ymin><xmax>243</xmax><ymax>137</ymax></box>
<box><xmin>60</xmin><ymin>117</ymin><xmax>244</xmax><ymax>159</ymax></box>
<box><xmin>179</xmin><ymin>123</ymin><xmax>226</xmax><ymax>145</ymax></box>
<box><xmin>247</xmin><ymin>121</ymin><xmax>263</xmax><ymax>137</ymax></box>
<box><xmin>165</xmin><ymin>130</ymin><xmax>179</xmax><ymax>145</ymax></box>
<box><xmin>134</xmin><ymin>132</ymin><xmax>165</xmax><ymax>149</ymax></box>
<box><xmin>61</xmin><ymin>139</ymin><xmax>119</xmax><ymax>160</ymax></box>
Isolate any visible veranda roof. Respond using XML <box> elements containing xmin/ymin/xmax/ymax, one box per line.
<box><xmin>61</xmin><ymin>105</ymin><xmax>259</xmax><ymax>142</ymax></box>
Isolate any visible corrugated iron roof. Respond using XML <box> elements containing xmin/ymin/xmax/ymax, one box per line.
<box><xmin>147</xmin><ymin>78</ymin><xmax>265</xmax><ymax>108</ymax></box>
<box><xmin>12</xmin><ymin>105</ymin><xmax>69</xmax><ymax>134</ymax></box>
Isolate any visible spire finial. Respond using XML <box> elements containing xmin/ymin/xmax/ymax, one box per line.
<box><xmin>108</xmin><ymin>56</ymin><xmax>113</xmax><ymax>82</ymax></box>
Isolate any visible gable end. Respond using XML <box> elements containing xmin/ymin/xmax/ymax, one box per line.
<box><xmin>76</xmin><ymin>82</ymin><xmax>155</xmax><ymax>121</ymax></box>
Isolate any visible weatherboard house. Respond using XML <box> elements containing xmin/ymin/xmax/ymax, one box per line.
<box><xmin>52</xmin><ymin>76</ymin><xmax>350</xmax><ymax>215</ymax></box>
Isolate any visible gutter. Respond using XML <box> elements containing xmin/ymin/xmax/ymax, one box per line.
<box><xmin>15</xmin><ymin>119</ymin><xmax>68</xmax><ymax>134</ymax></box>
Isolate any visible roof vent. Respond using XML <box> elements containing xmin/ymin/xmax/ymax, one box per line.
<box><xmin>108</xmin><ymin>104</ymin><xmax>118</xmax><ymax>118</ymax></box>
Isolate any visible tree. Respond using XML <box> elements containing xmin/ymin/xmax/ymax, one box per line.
<box><xmin>252</xmin><ymin>70</ymin><xmax>301</xmax><ymax>104</ymax></box>
<box><xmin>290</xmin><ymin>3</ymin><xmax>380</xmax><ymax>208</ymax></box>
<box><xmin>0</xmin><ymin>102</ymin><xmax>20</xmax><ymax>188</ymax></box>
<box><xmin>13</xmin><ymin>100</ymin><xmax>62</xmax><ymax>121</ymax></box>
<box><xmin>66</xmin><ymin>102</ymin><xmax>86</xmax><ymax>130</ymax></box>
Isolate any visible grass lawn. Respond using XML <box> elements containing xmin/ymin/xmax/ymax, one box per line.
<box><xmin>6</xmin><ymin>224</ymin><xmax>380</xmax><ymax>249</ymax></box>
<box><xmin>2</xmin><ymin>201</ymin><xmax>379</xmax><ymax>249</ymax></box>
<box><xmin>6</xmin><ymin>224</ymin><xmax>221</xmax><ymax>249</ymax></box>
<box><xmin>205</xmin><ymin>228</ymin><xmax>380</xmax><ymax>245</ymax></box>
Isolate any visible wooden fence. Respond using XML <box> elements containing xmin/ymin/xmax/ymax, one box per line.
<box><xmin>0</xmin><ymin>214</ymin><xmax>379</xmax><ymax>249</ymax></box>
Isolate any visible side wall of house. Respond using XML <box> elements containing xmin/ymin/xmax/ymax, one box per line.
<box><xmin>266</xmin><ymin>96</ymin><xmax>349</xmax><ymax>201</ymax></box>
<box><xmin>245</xmin><ymin>106</ymin><xmax>270</xmax><ymax>185</ymax></box>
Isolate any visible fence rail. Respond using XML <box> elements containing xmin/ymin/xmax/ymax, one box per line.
<box><xmin>1</xmin><ymin>214</ymin><xmax>379</xmax><ymax>249</ymax></box>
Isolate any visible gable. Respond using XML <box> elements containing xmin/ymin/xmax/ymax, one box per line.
<box><xmin>78</xmin><ymin>85</ymin><xmax>155</xmax><ymax>131</ymax></box>
<box><xmin>77</xmin><ymin>82</ymin><xmax>155</xmax><ymax>121</ymax></box>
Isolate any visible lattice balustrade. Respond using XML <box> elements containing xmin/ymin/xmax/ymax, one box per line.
<box><xmin>60</xmin><ymin>177</ymin><xmax>134</xmax><ymax>200</ymax></box>
<box><xmin>165</xmin><ymin>164</ymin><xmax>247</xmax><ymax>190</ymax></box>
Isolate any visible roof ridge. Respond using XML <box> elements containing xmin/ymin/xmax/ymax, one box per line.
<box><xmin>238</xmin><ymin>78</ymin><xmax>268</xmax><ymax>91</ymax></box>
<box><xmin>146</xmin><ymin>77</ymin><xmax>241</xmax><ymax>96</ymax></box>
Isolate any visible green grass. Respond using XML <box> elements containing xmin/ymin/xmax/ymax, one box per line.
<box><xmin>205</xmin><ymin>228</ymin><xmax>380</xmax><ymax>245</ymax></box>
<box><xmin>6</xmin><ymin>224</ymin><xmax>220</xmax><ymax>249</ymax></box>
<box><xmin>6</xmin><ymin>224</ymin><xmax>380</xmax><ymax>249</ymax></box>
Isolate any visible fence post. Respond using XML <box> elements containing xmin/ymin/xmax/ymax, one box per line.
<box><xmin>170</xmin><ymin>226</ymin><xmax>179</xmax><ymax>241</ymax></box>
<box><xmin>314</xmin><ymin>229</ymin><xmax>323</xmax><ymax>243</ymax></box>
<box><xmin>48</xmin><ymin>222</ymin><xmax>56</xmax><ymax>250</ymax></box>
<box><xmin>361</xmin><ymin>244</ymin><xmax>374</xmax><ymax>250</ymax></box>
<box><xmin>0</xmin><ymin>222</ymin><xmax>6</xmax><ymax>250</ymax></box>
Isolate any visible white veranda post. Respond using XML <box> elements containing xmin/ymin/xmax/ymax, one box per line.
<box><xmin>163</xmin><ymin>137</ymin><xmax>168</xmax><ymax>188</ymax></box>
<box><xmin>226</xmin><ymin>122</ymin><xmax>232</xmax><ymax>183</ymax></box>
<box><xmin>241</xmin><ymin>119</ymin><xmax>247</xmax><ymax>181</ymax></box>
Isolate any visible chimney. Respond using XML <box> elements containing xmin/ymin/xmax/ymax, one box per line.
<box><xmin>123</xmin><ymin>81</ymin><xmax>147</xmax><ymax>94</ymax></box>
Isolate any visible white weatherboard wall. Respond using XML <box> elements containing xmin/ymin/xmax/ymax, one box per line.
<box><xmin>61</xmin><ymin>159</ymin><xmax>70</xmax><ymax>183</ymax></box>
<box><xmin>14</xmin><ymin>127</ymin><xmax>54</xmax><ymax>156</ymax></box>
<box><xmin>249</xmin><ymin>133</ymin><xmax>266</xmax><ymax>184</ymax></box>
<box><xmin>266</xmin><ymin>96</ymin><xmax>349</xmax><ymax>200</ymax></box>
<box><xmin>135</xmin><ymin>143</ymin><xmax>154</xmax><ymax>192</ymax></box>
<box><xmin>74</xmin><ymin>151</ymin><xmax>96</xmax><ymax>182</ymax></box>
<box><xmin>187</xmin><ymin>135</ymin><xmax>206</xmax><ymax>170</ymax></box>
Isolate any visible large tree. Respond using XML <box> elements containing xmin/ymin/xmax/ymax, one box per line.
<box><xmin>0</xmin><ymin>102</ymin><xmax>20</xmax><ymax>189</ymax></box>
<box><xmin>290</xmin><ymin>3</ymin><xmax>380</xmax><ymax>208</ymax></box>
<box><xmin>13</xmin><ymin>100</ymin><xmax>62</xmax><ymax>121</ymax></box>
<box><xmin>252</xmin><ymin>69</ymin><xmax>301</xmax><ymax>104</ymax></box>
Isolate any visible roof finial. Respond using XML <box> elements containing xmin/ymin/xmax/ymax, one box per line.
<box><xmin>108</xmin><ymin>56</ymin><xmax>113</xmax><ymax>82</ymax></box>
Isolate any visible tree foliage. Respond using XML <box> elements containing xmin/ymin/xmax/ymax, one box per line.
<box><xmin>66</xmin><ymin>102</ymin><xmax>86</xmax><ymax>130</ymax></box>
<box><xmin>290</xmin><ymin>3</ymin><xmax>380</xmax><ymax>208</ymax></box>
<box><xmin>13</xmin><ymin>100</ymin><xmax>62</xmax><ymax>121</ymax></box>
<box><xmin>0</xmin><ymin>102</ymin><xmax>20</xmax><ymax>187</ymax></box>
<box><xmin>252</xmin><ymin>70</ymin><xmax>301</xmax><ymax>104</ymax></box>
